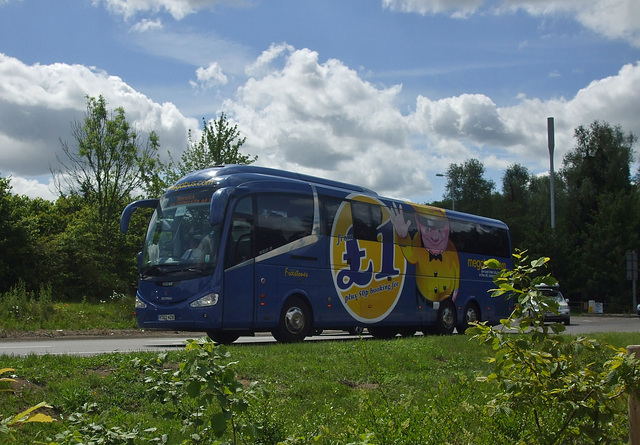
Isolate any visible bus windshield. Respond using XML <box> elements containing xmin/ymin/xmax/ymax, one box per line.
<box><xmin>141</xmin><ymin>187</ymin><xmax>221</xmax><ymax>279</ymax></box>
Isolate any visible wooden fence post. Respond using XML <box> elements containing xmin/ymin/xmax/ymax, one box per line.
<box><xmin>628</xmin><ymin>345</ymin><xmax>640</xmax><ymax>445</ymax></box>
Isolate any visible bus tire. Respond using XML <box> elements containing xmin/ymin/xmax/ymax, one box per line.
<box><xmin>272</xmin><ymin>297</ymin><xmax>312</xmax><ymax>343</ymax></box>
<box><xmin>368</xmin><ymin>326</ymin><xmax>398</xmax><ymax>339</ymax></box>
<box><xmin>457</xmin><ymin>302</ymin><xmax>480</xmax><ymax>334</ymax></box>
<box><xmin>434</xmin><ymin>299</ymin><xmax>456</xmax><ymax>335</ymax></box>
<box><xmin>398</xmin><ymin>327</ymin><xmax>417</xmax><ymax>337</ymax></box>
<box><xmin>206</xmin><ymin>331</ymin><xmax>241</xmax><ymax>345</ymax></box>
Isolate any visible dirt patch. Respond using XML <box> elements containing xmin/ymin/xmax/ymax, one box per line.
<box><xmin>339</xmin><ymin>379</ymin><xmax>379</xmax><ymax>390</ymax></box>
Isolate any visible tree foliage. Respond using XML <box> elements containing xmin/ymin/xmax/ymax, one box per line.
<box><xmin>444</xmin><ymin>159</ymin><xmax>495</xmax><ymax>215</ymax></box>
<box><xmin>470</xmin><ymin>251</ymin><xmax>640</xmax><ymax>444</ymax></box>
<box><xmin>169</xmin><ymin>113</ymin><xmax>256</xmax><ymax>183</ymax></box>
<box><xmin>53</xmin><ymin>95</ymin><xmax>161</xmax><ymax>227</ymax></box>
<box><xmin>435</xmin><ymin>121</ymin><xmax>637</xmax><ymax>310</ymax></box>
<box><xmin>48</xmin><ymin>95</ymin><xmax>161</xmax><ymax>299</ymax></box>
<box><xmin>0</xmin><ymin>176</ymin><xmax>33</xmax><ymax>292</ymax></box>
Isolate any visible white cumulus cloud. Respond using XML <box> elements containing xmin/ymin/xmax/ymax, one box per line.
<box><xmin>0</xmin><ymin>53</ymin><xmax>197</xmax><ymax>198</ymax></box>
<box><xmin>190</xmin><ymin>62</ymin><xmax>228</xmax><ymax>90</ymax></box>
<box><xmin>2</xmin><ymin>47</ymin><xmax>640</xmax><ymax>203</ymax></box>
<box><xmin>221</xmin><ymin>46</ymin><xmax>640</xmax><ymax>200</ymax></box>
<box><xmin>130</xmin><ymin>17</ymin><xmax>163</xmax><ymax>32</ymax></box>
<box><xmin>384</xmin><ymin>0</ymin><xmax>640</xmax><ymax>47</ymax></box>
<box><xmin>382</xmin><ymin>0</ymin><xmax>483</xmax><ymax>18</ymax></box>
<box><xmin>97</xmin><ymin>0</ymin><xmax>245</xmax><ymax>20</ymax></box>
<box><xmin>223</xmin><ymin>44</ymin><xmax>428</xmax><ymax>199</ymax></box>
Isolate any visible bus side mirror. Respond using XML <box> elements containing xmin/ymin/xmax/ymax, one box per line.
<box><xmin>210</xmin><ymin>188</ymin><xmax>233</xmax><ymax>226</ymax></box>
<box><xmin>120</xmin><ymin>199</ymin><xmax>159</xmax><ymax>233</ymax></box>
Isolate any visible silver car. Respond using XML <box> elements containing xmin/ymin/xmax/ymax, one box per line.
<box><xmin>536</xmin><ymin>285</ymin><xmax>570</xmax><ymax>326</ymax></box>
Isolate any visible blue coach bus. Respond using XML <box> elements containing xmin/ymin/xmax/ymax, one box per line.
<box><xmin>120</xmin><ymin>165</ymin><xmax>512</xmax><ymax>344</ymax></box>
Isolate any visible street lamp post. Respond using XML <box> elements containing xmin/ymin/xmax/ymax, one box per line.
<box><xmin>436</xmin><ymin>173</ymin><xmax>455</xmax><ymax>211</ymax></box>
<box><xmin>548</xmin><ymin>117</ymin><xmax>556</xmax><ymax>231</ymax></box>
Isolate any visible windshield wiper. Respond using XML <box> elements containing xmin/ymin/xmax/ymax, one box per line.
<box><xmin>171</xmin><ymin>266</ymin><xmax>210</xmax><ymax>276</ymax></box>
<box><xmin>141</xmin><ymin>265</ymin><xmax>170</xmax><ymax>278</ymax></box>
<box><xmin>142</xmin><ymin>264</ymin><xmax>211</xmax><ymax>278</ymax></box>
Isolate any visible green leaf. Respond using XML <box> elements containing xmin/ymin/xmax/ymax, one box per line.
<box><xmin>186</xmin><ymin>380</ymin><xmax>202</xmax><ymax>398</ymax></box>
<box><xmin>210</xmin><ymin>412</ymin><xmax>228</xmax><ymax>436</ymax></box>
<box><xmin>530</xmin><ymin>257</ymin><xmax>550</xmax><ymax>268</ymax></box>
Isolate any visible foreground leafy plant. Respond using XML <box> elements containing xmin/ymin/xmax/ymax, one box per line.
<box><xmin>45</xmin><ymin>403</ymin><xmax>165</xmax><ymax>445</ymax></box>
<box><xmin>469</xmin><ymin>250</ymin><xmax>640</xmax><ymax>444</ymax></box>
<box><xmin>141</xmin><ymin>338</ymin><xmax>264</xmax><ymax>444</ymax></box>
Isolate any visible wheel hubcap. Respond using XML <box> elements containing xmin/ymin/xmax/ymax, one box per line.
<box><xmin>442</xmin><ymin>306</ymin><xmax>455</xmax><ymax>329</ymax></box>
<box><xmin>285</xmin><ymin>307</ymin><xmax>305</xmax><ymax>333</ymax></box>
<box><xmin>466</xmin><ymin>308</ymin><xmax>477</xmax><ymax>323</ymax></box>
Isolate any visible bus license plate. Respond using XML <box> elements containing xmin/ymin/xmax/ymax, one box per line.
<box><xmin>158</xmin><ymin>314</ymin><xmax>175</xmax><ymax>321</ymax></box>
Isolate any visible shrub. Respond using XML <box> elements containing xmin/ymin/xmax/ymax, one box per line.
<box><xmin>469</xmin><ymin>251</ymin><xmax>640</xmax><ymax>444</ymax></box>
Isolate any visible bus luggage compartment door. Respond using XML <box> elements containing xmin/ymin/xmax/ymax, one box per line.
<box><xmin>223</xmin><ymin>260</ymin><xmax>255</xmax><ymax>328</ymax></box>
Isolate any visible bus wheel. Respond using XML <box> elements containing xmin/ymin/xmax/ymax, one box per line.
<box><xmin>435</xmin><ymin>299</ymin><xmax>456</xmax><ymax>335</ymax></box>
<box><xmin>457</xmin><ymin>302</ymin><xmax>480</xmax><ymax>334</ymax></box>
<box><xmin>272</xmin><ymin>297</ymin><xmax>311</xmax><ymax>343</ymax></box>
<box><xmin>368</xmin><ymin>326</ymin><xmax>398</xmax><ymax>339</ymax></box>
<box><xmin>207</xmin><ymin>331</ymin><xmax>240</xmax><ymax>345</ymax></box>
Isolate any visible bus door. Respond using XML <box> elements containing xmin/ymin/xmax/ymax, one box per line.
<box><xmin>222</xmin><ymin>196</ymin><xmax>255</xmax><ymax>328</ymax></box>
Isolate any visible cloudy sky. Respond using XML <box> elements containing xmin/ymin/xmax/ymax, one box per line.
<box><xmin>1</xmin><ymin>0</ymin><xmax>639</xmax><ymax>203</ymax></box>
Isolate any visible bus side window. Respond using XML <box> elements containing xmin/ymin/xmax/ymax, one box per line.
<box><xmin>225</xmin><ymin>197</ymin><xmax>254</xmax><ymax>268</ymax></box>
<box><xmin>320</xmin><ymin>196</ymin><xmax>343</xmax><ymax>236</ymax></box>
<box><xmin>255</xmin><ymin>193</ymin><xmax>313</xmax><ymax>254</ymax></box>
<box><xmin>449</xmin><ymin>219</ymin><xmax>477</xmax><ymax>254</ymax></box>
<box><xmin>477</xmin><ymin>225</ymin><xmax>510</xmax><ymax>258</ymax></box>
<box><xmin>352</xmin><ymin>201</ymin><xmax>382</xmax><ymax>242</ymax></box>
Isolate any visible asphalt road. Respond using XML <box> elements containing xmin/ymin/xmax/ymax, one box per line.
<box><xmin>1</xmin><ymin>315</ymin><xmax>639</xmax><ymax>356</ymax></box>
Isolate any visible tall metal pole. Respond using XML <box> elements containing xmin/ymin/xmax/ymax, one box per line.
<box><xmin>547</xmin><ymin>117</ymin><xmax>556</xmax><ymax>230</ymax></box>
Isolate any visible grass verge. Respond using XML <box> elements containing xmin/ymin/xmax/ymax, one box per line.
<box><xmin>0</xmin><ymin>282</ymin><xmax>137</xmax><ymax>335</ymax></box>
<box><xmin>2</xmin><ymin>332</ymin><xmax>640</xmax><ymax>444</ymax></box>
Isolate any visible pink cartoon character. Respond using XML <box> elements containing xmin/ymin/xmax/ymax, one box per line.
<box><xmin>389</xmin><ymin>202</ymin><xmax>460</xmax><ymax>303</ymax></box>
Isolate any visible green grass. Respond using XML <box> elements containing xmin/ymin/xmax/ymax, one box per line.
<box><xmin>2</xmin><ymin>332</ymin><xmax>640</xmax><ymax>444</ymax></box>
<box><xmin>0</xmin><ymin>282</ymin><xmax>137</xmax><ymax>334</ymax></box>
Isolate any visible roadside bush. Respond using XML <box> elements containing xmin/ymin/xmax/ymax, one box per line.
<box><xmin>0</xmin><ymin>282</ymin><xmax>136</xmax><ymax>332</ymax></box>
<box><xmin>0</xmin><ymin>281</ymin><xmax>54</xmax><ymax>330</ymax></box>
<box><xmin>469</xmin><ymin>250</ymin><xmax>640</xmax><ymax>444</ymax></box>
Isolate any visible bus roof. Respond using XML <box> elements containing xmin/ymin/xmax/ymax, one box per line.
<box><xmin>169</xmin><ymin>164</ymin><xmax>378</xmax><ymax>195</ymax></box>
<box><xmin>168</xmin><ymin>165</ymin><xmax>508</xmax><ymax>230</ymax></box>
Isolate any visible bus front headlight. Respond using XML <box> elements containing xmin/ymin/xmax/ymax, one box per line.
<box><xmin>135</xmin><ymin>296</ymin><xmax>147</xmax><ymax>309</ymax></box>
<box><xmin>190</xmin><ymin>292</ymin><xmax>219</xmax><ymax>308</ymax></box>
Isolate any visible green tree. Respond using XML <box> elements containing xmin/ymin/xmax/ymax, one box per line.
<box><xmin>51</xmin><ymin>95</ymin><xmax>162</xmax><ymax>299</ymax></box>
<box><xmin>170</xmin><ymin>113</ymin><xmax>256</xmax><ymax>182</ymax></box>
<box><xmin>562</xmin><ymin>121</ymin><xmax>635</xmax><ymax>229</ymax></box>
<box><xmin>560</xmin><ymin>121</ymin><xmax>637</xmax><ymax>308</ymax></box>
<box><xmin>0</xmin><ymin>176</ymin><xmax>33</xmax><ymax>293</ymax></box>
<box><xmin>444</xmin><ymin>159</ymin><xmax>495</xmax><ymax>216</ymax></box>
<box><xmin>499</xmin><ymin>164</ymin><xmax>531</xmax><ymax>248</ymax></box>
<box><xmin>53</xmin><ymin>95</ymin><xmax>161</xmax><ymax>227</ymax></box>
